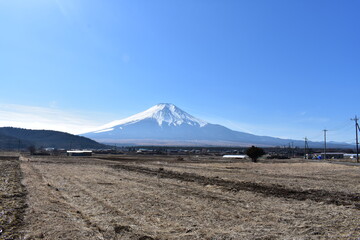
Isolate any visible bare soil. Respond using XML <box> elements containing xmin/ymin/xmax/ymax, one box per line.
<box><xmin>3</xmin><ymin>154</ymin><xmax>360</xmax><ymax>239</ymax></box>
<box><xmin>0</xmin><ymin>154</ymin><xmax>26</xmax><ymax>240</ymax></box>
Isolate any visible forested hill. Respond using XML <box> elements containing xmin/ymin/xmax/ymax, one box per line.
<box><xmin>0</xmin><ymin>127</ymin><xmax>106</xmax><ymax>150</ymax></box>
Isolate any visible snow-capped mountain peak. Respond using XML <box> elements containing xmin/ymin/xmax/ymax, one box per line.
<box><xmin>148</xmin><ymin>103</ymin><xmax>207</xmax><ymax>127</ymax></box>
<box><xmin>81</xmin><ymin>103</ymin><xmax>353</xmax><ymax>148</ymax></box>
<box><xmin>92</xmin><ymin>103</ymin><xmax>207</xmax><ymax>133</ymax></box>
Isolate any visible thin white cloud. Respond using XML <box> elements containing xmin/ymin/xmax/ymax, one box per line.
<box><xmin>0</xmin><ymin>104</ymin><xmax>103</xmax><ymax>135</ymax></box>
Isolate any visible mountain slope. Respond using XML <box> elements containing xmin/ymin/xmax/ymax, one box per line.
<box><xmin>82</xmin><ymin>103</ymin><xmax>352</xmax><ymax>148</ymax></box>
<box><xmin>0</xmin><ymin>127</ymin><xmax>106</xmax><ymax>150</ymax></box>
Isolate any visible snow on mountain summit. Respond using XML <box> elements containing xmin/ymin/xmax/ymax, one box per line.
<box><xmin>146</xmin><ymin>103</ymin><xmax>208</xmax><ymax>127</ymax></box>
<box><xmin>92</xmin><ymin>103</ymin><xmax>207</xmax><ymax>133</ymax></box>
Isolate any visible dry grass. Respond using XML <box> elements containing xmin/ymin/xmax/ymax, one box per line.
<box><xmin>14</xmin><ymin>155</ymin><xmax>360</xmax><ymax>239</ymax></box>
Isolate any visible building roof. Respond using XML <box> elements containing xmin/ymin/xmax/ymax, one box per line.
<box><xmin>223</xmin><ymin>155</ymin><xmax>247</xmax><ymax>159</ymax></box>
<box><xmin>66</xmin><ymin>150</ymin><xmax>93</xmax><ymax>153</ymax></box>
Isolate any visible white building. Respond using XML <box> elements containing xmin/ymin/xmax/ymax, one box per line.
<box><xmin>223</xmin><ymin>155</ymin><xmax>248</xmax><ymax>159</ymax></box>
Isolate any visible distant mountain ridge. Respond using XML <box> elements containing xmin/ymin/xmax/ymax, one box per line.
<box><xmin>0</xmin><ymin>127</ymin><xmax>105</xmax><ymax>150</ymax></box>
<box><xmin>82</xmin><ymin>103</ymin><xmax>352</xmax><ymax>148</ymax></box>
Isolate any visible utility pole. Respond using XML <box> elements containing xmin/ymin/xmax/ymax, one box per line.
<box><xmin>304</xmin><ymin>137</ymin><xmax>309</xmax><ymax>159</ymax></box>
<box><xmin>351</xmin><ymin>116</ymin><xmax>359</xmax><ymax>163</ymax></box>
<box><xmin>323</xmin><ymin>129</ymin><xmax>327</xmax><ymax>160</ymax></box>
<box><xmin>288</xmin><ymin>143</ymin><xmax>291</xmax><ymax>158</ymax></box>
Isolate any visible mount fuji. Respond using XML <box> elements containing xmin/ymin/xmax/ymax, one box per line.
<box><xmin>81</xmin><ymin>103</ymin><xmax>350</xmax><ymax>148</ymax></box>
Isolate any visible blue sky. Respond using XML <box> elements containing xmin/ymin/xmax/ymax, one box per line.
<box><xmin>0</xmin><ymin>0</ymin><xmax>359</xmax><ymax>143</ymax></box>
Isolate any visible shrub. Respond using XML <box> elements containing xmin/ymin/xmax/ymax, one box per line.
<box><xmin>245</xmin><ymin>146</ymin><xmax>265</xmax><ymax>163</ymax></box>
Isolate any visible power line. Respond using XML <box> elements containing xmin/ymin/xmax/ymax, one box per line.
<box><xmin>328</xmin><ymin>122</ymin><xmax>353</xmax><ymax>132</ymax></box>
<box><xmin>306</xmin><ymin>131</ymin><xmax>324</xmax><ymax>142</ymax></box>
<box><xmin>309</xmin><ymin>122</ymin><xmax>353</xmax><ymax>142</ymax></box>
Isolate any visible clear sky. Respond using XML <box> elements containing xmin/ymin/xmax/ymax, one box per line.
<box><xmin>0</xmin><ymin>0</ymin><xmax>359</xmax><ymax>143</ymax></box>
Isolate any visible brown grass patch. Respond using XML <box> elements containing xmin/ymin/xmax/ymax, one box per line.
<box><xmin>17</xmin><ymin>155</ymin><xmax>360</xmax><ymax>239</ymax></box>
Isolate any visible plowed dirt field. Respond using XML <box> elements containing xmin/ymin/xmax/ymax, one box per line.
<box><xmin>3</xmin><ymin>154</ymin><xmax>360</xmax><ymax>239</ymax></box>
